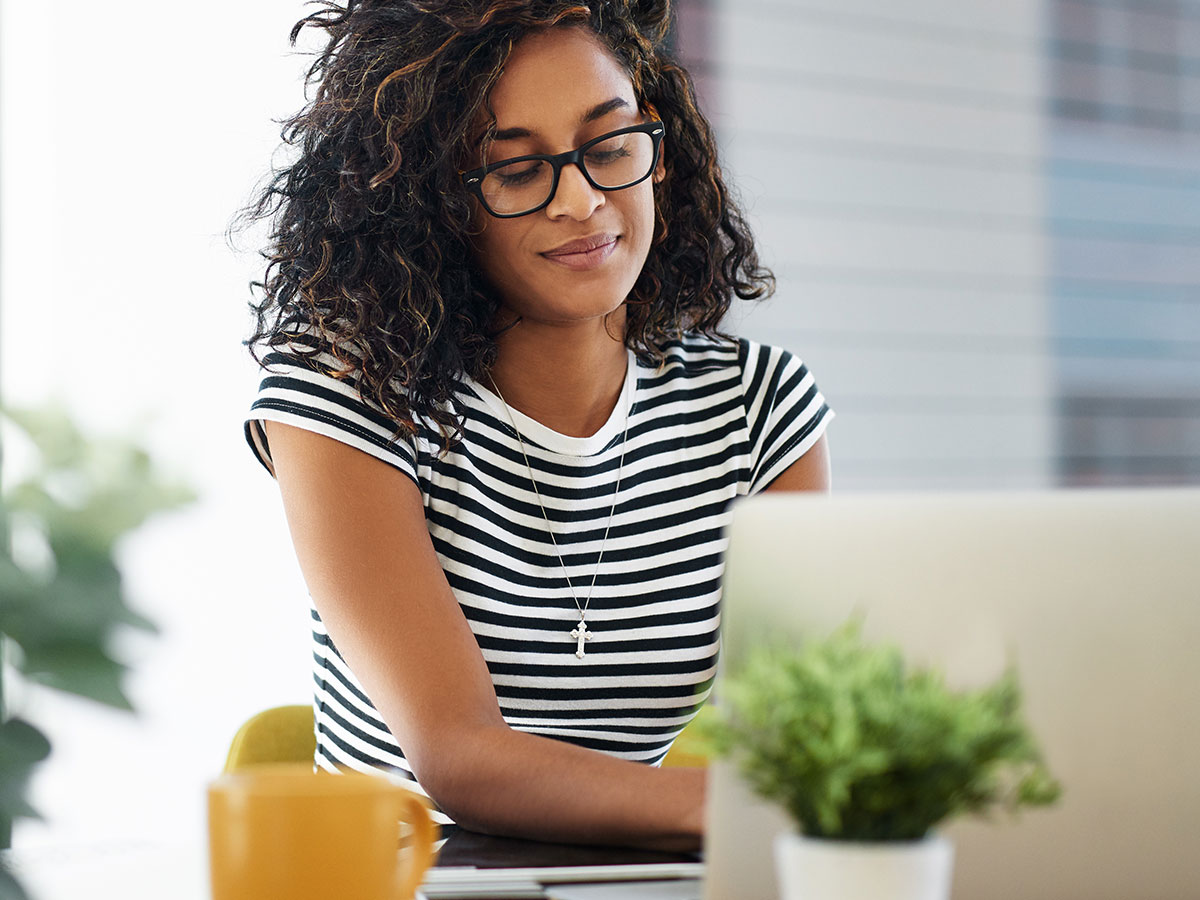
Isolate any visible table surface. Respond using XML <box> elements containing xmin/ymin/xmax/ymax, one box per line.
<box><xmin>2</xmin><ymin>828</ymin><xmax>704</xmax><ymax>900</ymax></box>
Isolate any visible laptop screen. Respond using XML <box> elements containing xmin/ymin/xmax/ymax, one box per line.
<box><xmin>706</xmin><ymin>489</ymin><xmax>1200</xmax><ymax>900</ymax></box>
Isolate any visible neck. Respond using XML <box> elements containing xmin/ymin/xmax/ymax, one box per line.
<box><xmin>488</xmin><ymin>311</ymin><xmax>629</xmax><ymax>438</ymax></box>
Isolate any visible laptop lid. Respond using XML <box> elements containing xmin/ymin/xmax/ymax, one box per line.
<box><xmin>704</xmin><ymin>489</ymin><xmax>1200</xmax><ymax>900</ymax></box>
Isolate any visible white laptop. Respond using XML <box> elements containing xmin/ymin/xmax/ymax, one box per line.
<box><xmin>704</xmin><ymin>489</ymin><xmax>1200</xmax><ymax>900</ymax></box>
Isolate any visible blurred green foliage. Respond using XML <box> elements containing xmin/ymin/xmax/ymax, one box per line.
<box><xmin>0</xmin><ymin>404</ymin><xmax>194</xmax><ymax>866</ymax></box>
<box><xmin>697</xmin><ymin>619</ymin><xmax>1061</xmax><ymax>842</ymax></box>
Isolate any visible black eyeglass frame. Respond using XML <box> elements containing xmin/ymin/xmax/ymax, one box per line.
<box><xmin>459</xmin><ymin>121</ymin><xmax>665</xmax><ymax>219</ymax></box>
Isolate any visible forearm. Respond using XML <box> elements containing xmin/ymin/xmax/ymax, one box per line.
<box><xmin>421</xmin><ymin>724</ymin><xmax>706</xmax><ymax>852</ymax></box>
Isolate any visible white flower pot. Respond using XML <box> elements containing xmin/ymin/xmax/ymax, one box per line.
<box><xmin>773</xmin><ymin>832</ymin><xmax>954</xmax><ymax>900</ymax></box>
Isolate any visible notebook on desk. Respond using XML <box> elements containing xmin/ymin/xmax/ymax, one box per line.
<box><xmin>422</xmin><ymin>829</ymin><xmax>703</xmax><ymax>899</ymax></box>
<box><xmin>702</xmin><ymin>488</ymin><xmax>1200</xmax><ymax>900</ymax></box>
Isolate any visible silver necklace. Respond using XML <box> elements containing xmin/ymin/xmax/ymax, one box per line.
<box><xmin>487</xmin><ymin>374</ymin><xmax>630</xmax><ymax>659</ymax></box>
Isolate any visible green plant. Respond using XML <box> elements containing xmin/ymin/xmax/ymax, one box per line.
<box><xmin>0</xmin><ymin>404</ymin><xmax>194</xmax><ymax>896</ymax></box>
<box><xmin>698</xmin><ymin>619</ymin><xmax>1061</xmax><ymax>842</ymax></box>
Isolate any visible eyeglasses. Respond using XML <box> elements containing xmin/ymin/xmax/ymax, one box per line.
<box><xmin>460</xmin><ymin>121</ymin><xmax>665</xmax><ymax>218</ymax></box>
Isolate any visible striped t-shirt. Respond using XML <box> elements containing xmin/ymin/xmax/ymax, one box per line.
<box><xmin>244</xmin><ymin>331</ymin><xmax>832</xmax><ymax>825</ymax></box>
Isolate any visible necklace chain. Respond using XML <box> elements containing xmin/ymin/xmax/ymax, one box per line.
<box><xmin>488</xmin><ymin>374</ymin><xmax>630</xmax><ymax>657</ymax></box>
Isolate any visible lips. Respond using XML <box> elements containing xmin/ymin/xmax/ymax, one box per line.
<box><xmin>540</xmin><ymin>233</ymin><xmax>619</xmax><ymax>271</ymax></box>
<box><xmin>542</xmin><ymin>233</ymin><xmax>618</xmax><ymax>257</ymax></box>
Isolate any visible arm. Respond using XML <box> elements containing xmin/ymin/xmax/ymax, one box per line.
<box><xmin>762</xmin><ymin>433</ymin><xmax>831</xmax><ymax>493</ymax></box>
<box><xmin>264</xmin><ymin>420</ymin><xmax>704</xmax><ymax>851</ymax></box>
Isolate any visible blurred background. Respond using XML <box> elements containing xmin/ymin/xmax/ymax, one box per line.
<box><xmin>1</xmin><ymin>0</ymin><xmax>1197</xmax><ymax>850</ymax></box>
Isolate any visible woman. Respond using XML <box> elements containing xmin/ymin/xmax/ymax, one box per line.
<box><xmin>242</xmin><ymin>0</ymin><xmax>832</xmax><ymax>852</ymax></box>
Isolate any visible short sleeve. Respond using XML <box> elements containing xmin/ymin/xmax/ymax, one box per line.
<box><xmin>739</xmin><ymin>339</ymin><xmax>834</xmax><ymax>494</ymax></box>
<box><xmin>244</xmin><ymin>340</ymin><xmax>419</xmax><ymax>488</ymax></box>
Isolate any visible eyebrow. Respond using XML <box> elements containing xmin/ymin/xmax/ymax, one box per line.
<box><xmin>491</xmin><ymin>97</ymin><xmax>632</xmax><ymax>142</ymax></box>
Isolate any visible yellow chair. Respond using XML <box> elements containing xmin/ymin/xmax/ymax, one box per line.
<box><xmin>223</xmin><ymin>704</ymin><xmax>316</xmax><ymax>773</ymax></box>
<box><xmin>662</xmin><ymin>722</ymin><xmax>710</xmax><ymax>768</ymax></box>
<box><xmin>224</xmin><ymin>704</ymin><xmax>707</xmax><ymax>773</ymax></box>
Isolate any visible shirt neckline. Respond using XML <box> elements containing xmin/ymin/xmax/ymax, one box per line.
<box><xmin>466</xmin><ymin>349</ymin><xmax>637</xmax><ymax>458</ymax></box>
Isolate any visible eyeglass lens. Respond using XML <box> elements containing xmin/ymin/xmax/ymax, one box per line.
<box><xmin>480</xmin><ymin>131</ymin><xmax>656</xmax><ymax>216</ymax></box>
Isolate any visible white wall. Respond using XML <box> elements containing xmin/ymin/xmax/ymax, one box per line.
<box><xmin>711</xmin><ymin>0</ymin><xmax>1055</xmax><ymax>489</ymax></box>
<box><xmin>1</xmin><ymin>1</ymin><xmax>316</xmax><ymax>846</ymax></box>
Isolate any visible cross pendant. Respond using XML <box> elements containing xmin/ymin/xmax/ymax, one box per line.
<box><xmin>570</xmin><ymin>620</ymin><xmax>593</xmax><ymax>658</ymax></box>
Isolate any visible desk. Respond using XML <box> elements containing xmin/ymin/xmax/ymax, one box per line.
<box><xmin>2</xmin><ymin>829</ymin><xmax>704</xmax><ymax>900</ymax></box>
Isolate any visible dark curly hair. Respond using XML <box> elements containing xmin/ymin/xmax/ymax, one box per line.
<box><xmin>239</xmin><ymin>0</ymin><xmax>774</xmax><ymax>448</ymax></box>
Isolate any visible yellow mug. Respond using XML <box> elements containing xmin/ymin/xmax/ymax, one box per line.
<box><xmin>208</xmin><ymin>764</ymin><xmax>437</xmax><ymax>900</ymax></box>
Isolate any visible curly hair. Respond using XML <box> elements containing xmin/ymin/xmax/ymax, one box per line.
<box><xmin>239</xmin><ymin>0</ymin><xmax>774</xmax><ymax>448</ymax></box>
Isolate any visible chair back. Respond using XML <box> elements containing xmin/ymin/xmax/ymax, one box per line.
<box><xmin>224</xmin><ymin>704</ymin><xmax>316</xmax><ymax>773</ymax></box>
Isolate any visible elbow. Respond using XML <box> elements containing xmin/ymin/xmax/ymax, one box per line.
<box><xmin>406</xmin><ymin>722</ymin><xmax>511</xmax><ymax>830</ymax></box>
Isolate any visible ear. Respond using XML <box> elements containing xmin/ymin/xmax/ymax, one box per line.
<box><xmin>651</xmin><ymin>113</ymin><xmax>666</xmax><ymax>184</ymax></box>
<box><xmin>642</xmin><ymin>102</ymin><xmax>666</xmax><ymax>183</ymax></box>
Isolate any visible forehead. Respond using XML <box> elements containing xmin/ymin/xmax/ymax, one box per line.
<box><xmin>488</xmin><ymin>26</ymin><xmax>636</xmax><ymax>129</ymax></box>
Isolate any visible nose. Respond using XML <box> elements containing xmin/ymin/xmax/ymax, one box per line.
<box><xmin>544</xmin><ymin>162</ymin><xmax>605</xmax><ymax>221</ymax></box>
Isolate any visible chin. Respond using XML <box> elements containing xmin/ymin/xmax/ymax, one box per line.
<box><xmin>526</xmin><ymin>273</ymin><xmax>633</xmax><ymax>319</ymax></box>
<box><xmin>520</xmin><ymin>293</ymin><xmax>625</xmax><ymax>326</ymax></box>
<box><xmin>549</xmin><ymin>301</ymin><xmax>628</xmax><ymax>325</ymax></box>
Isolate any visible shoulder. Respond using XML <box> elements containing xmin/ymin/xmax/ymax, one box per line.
<box><xmin>651</xmin><ymin>332</ymin><xmax>802</xmax><ymax>385</ymax></box>
<box><xmin>247</xmin><ymin>324</ymin><xmax>431</xmax><ymax>483</ymax></box>
<box><xmin>652</xmin><ymin>332</ymin><xmax>743</xmax><ymax>376</ymax></box>
<box><xmin>256</xmin><ymin>324</ymin><xmax>364</xmax><ymax>383</ymax></box>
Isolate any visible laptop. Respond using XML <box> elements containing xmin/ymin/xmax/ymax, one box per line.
<box><xmin>703</xmin><ymin>489</ymin><xmax>1200</xmax><ymax>900</ymax></box>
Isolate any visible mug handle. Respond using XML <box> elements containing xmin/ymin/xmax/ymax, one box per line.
<box><xmin>394</xmin><ymin>789</ymin><xmax>438</xmax><ymax>900</ymax></box>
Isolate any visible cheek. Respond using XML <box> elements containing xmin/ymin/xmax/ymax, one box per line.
<box><xmin>627</xmin><ymin>185</ymin><xmax>659</xmax><ymax>253</ymax></box>
<box><xmin>471</xmin><ymin>218</ymin><xmax>524</xmax><ymax>287</ymax></box>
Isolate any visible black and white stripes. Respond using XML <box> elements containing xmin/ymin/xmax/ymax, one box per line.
<box><xmin>245</xmin><ymin>332</ymin><xmax>831</xmax><ymax>826</ymax></box>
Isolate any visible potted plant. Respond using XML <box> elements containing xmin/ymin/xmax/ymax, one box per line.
<box><xmin>0</xmin><ymin>404</ymin><xmax>193</xmax><ymax>899</ymax></box>
<box><xmin>698</xmin><ymin>619</ymin><xmax>1061</xmax><ymax>900</ymax></box>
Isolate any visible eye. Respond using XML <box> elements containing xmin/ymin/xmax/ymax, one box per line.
<box><xmin>495</xmin><ymin>163</ymin><xmax>543</xmax><ymax>186</ymax></box>
<box><xmin>585</xmin><ymin>136</ymin><xmax>632</xmax><ymax>167</ymax></box>
<box><xmin>585</xmin><ymin>146</ymin><xmax>631</xmax><ymax>166</ymax></box>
